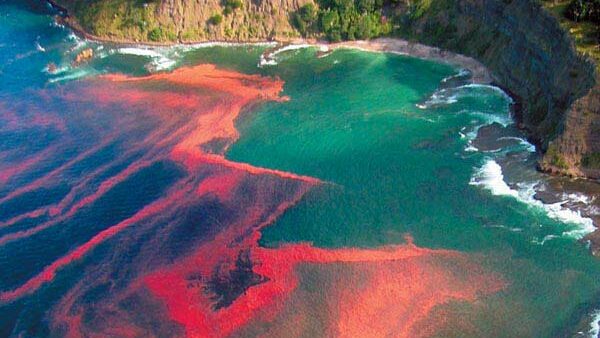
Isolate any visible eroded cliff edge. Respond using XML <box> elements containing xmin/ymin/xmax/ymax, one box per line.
<box><xmin>393</xmin><ymin>0</ymin><xmax>599</xmax><ymax>179</ymax></box>
<box><xmin>51</xmin><ymin>0</ymin><xmax>599</xmax><ymax>179</ymax></box>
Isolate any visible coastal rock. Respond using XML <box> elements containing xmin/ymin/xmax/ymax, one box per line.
<box><xmin>46</xmin><ymin>62</ymin><xmax>57</xmax><ymax>73</ymax></box>
<box><xmin>540</xmin><ymin>82</ymin><xmax>600</xmax><ymax>178</ymax></box>
<box><xmin>394</xmin><ymin>0</ymin><xmax>597</xmax><ymax>162</ymax></box>
<box><xmin>73</xmin><ymin>48</ymin><xmax>93</xmax><ymax>66</ymax></box>
<box><xmin>52</xmin><ymin>0</ymin><xmax>314</xmax><ymax>43</ymax></box>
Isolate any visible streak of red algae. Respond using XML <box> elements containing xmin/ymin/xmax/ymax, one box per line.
<box><xmin>0</xmin><ymin>64</ymin><xmax>507</xmax><ymax>338</ymax></box>
<box><xmin>0</xmin><ymin>144</ymin><xmax>58</xmax><ymax>185</ymax></box>
<box><xmin>0</xmin><ymin>188</ymin><xmax>186</xmax><ymax>302</ymax></box>
<box><xmin>144</xmin><ymin>229</ymin><xmax>506</xmax><ymax>338</ymax></box>
<box><xmin>0</xmin><ymin>138</ymin><xmax>114</xmax><ymax>206</ymax></box>
<box><xmin>0</xmin><ymin>64</ymin><xmax>316</xmax><ymax>303</ymax></box>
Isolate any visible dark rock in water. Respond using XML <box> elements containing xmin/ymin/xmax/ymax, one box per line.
<box><xmin>472</xmin><ymin>123</ymin><xmax>522</xmax><ymax>152</ymax></box>
<box><xmin>46</xmin><ymin>62</ymin><xmax>57</xmax><ymax>73</ymax></box>
<box><xmin>204</xmin><ymin>250</ymin><xmax>268</xmax><ymax>310</ymax></box>
<box><xmin>533</xmin><ymin>190</ymin><xmax>564</xmax><ymax>204</ymax></box>
<box><xmin>584</xmin><ymin>223</ymin><xmax>600</xmax><ymax>257</ymax></box>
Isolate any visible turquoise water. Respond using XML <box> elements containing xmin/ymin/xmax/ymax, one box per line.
<box><xmin>225</xmin><ymin>48</ymin><xmax>600</xmax><ymax>335</ymax></box>
<box><xmin>2</xmin><ymin>1</ymin><xmax>600</xmax><ymax>336</ymax></box>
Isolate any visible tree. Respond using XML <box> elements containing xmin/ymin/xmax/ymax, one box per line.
<box><xmin>320</xmin><ymin>9</ymin><xmax>342</xmax><ymax>41</ymax></box>
<box><xmin>292</xmin><ymin>3</ymin><xmax>318</xmax><ymax>36</ymax></box>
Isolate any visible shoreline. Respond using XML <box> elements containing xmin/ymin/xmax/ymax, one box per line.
<box><xmin>49</xmin><ymin>2</ymin><xmax>600</xmax><ymax>244</ymax></box>
<box><xmin>50</xmin><ymin>13</ymin><xmax>493</xmax><ymax>85</ymax></box>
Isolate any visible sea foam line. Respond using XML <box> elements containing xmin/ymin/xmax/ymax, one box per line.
<box><xmin>259</xmin><ymin>44</ymin><xmax>328</xmax><ymax>67</ymax></box>
<box><xmin>589</xmin><ymin>309</ymin><xmax>600</xmax><ymax>338</ymax></box>
<box><xmin>470</xmin><ymin>159</ymin><xmax>595</xmax><ymax>239</ymax></box>
<box><xmin>116</xmin><ymin>47</ymin><xmax>177</xmax><ymax>71</ymax></box>
<box><xmin>418</xmin><ymin>83</ymin><xmax>513</xmax><ymax>110</ymax></box>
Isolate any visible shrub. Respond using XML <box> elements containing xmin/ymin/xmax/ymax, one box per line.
<box><xmin>565</xmin><ymin>0</ymin><xmax>600</xmax><ymax>24</ymax></box>
<box><xmin>148</xmin><ymin>27</ymin><xmax>163</xmax><ymax>41</ymax></box>
<box><xmin>292</xmin><ymin>3</ymin><xmax>318</xmax><ymax>36</ymax></box>
<box><xmin>546</xmin><ymin>143</ymin><xmax>569</xmax><ymax>169</ymax></box>
<box><xmin>290</xmin><ymin>0</ymin><xmax>392</xmax><ymax>41</ymax></box>
<box><xmin>582</xmin><ymin>152</ymin><xmax>600</xmax><ymax>168</ymax></box>
<box><xmin>222</xmin><ymin>0</ymin><xmax>243</xmax><ymax>15</ymax></box>
<box><xmin>209</xmin><ymin>13</ymin><xmax>223</xmax><ymax>25</ymax></box>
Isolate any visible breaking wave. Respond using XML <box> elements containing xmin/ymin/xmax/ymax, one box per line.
<box><xmin>259</xmin><ymin>44</ymin><xmax>328</xmax><ymax>67</ymax></box>
<box><xmin>470</xmin><ymin>159</ymin><xmax>596</xmax><ymax>239</ymax></box>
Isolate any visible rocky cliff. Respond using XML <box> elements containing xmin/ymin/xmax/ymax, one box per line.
<box><xmin>51</xmin><ymin>0</ymin><xmax>599</xmax><ymax>178</ymax></box>
<box><xmin>393</xmin><ymin>0</ymin><xmax>598</xmax><ymax>178</ymax></box>
<box><xmin>52</xmin><ymin>0</ymin><xmax>313</xmax><ymax>42</ymax></box>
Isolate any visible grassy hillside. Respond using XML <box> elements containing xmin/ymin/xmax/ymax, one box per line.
<box><xmin>56</xmin><ymin>0</ymin><xmax>170</xmax><ymax>41</ymax></box>
<box><xmin>542</xmin><ymin>0</ymin><xmax>599</xmax><ymax>70</ymax></box>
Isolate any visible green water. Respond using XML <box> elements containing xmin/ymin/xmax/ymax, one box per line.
<box><xmin>3</xmin><ymin>6</ymin><xmax>600</xmax><ymax>331</ymax></box>
<box><xmin>206</xmin><ymin>47</ymin><xmax>600</xmax><ymax>336</ymax></box>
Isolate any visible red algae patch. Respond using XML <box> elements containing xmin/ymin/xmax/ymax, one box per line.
<box><xmin>0</xmin><ymin>65</ymin><xmax>301</xmax><ymax>303</ymax></box>
<box><xmin>0</xmin><ymin>64</ymin><xmax>506</xmax><ymax>338</ymax></box>
<box><xmin>145</xmin><ymin>232</ymin><xmax>506</xmax><ymax>338</ymax></box>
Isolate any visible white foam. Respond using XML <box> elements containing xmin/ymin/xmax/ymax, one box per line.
<box><xmin>48</xmin><ymin>68</ymin><xmax>94</xmax><ymax>83</ymax></box>
<box><xmin>465</xmin><ymin>143</ymin><xmax>479</xmax><ymax>152</ymax></box>
<box><xmin>470</xmin><ymin>160</ymin><xmax>518</xmax><ymax>197</ymax></box>
<box><xmin>497</xmin><ymin>136</ymin><xmax>537</xmax><ymax>153</ymax></box>
<box><xmin>116</xmin><ymin>47</ymin><xmax>176</xmax><ymax>71</ymax></box>
<box><xmin>486</xmin><ymin>224</ymin><xmax>523</xmax><ymax>232</ymax></box>
<box><xmin>470</xmin><ymin>111</ymin><xmax>512</xmax><ymax>128</ymax></box>
<box><xmin>418</xmin><ymin>89</ymin><xmax>459</xmax><ymax>108</ymax></box>
<box><xmin>470</xmin><ymin>159</ymin><xmax>596</xmax><ymax>238</ymax></box>
<box><xmin>590</xmin><ymin>309</ymin><xmax>600</xmax><ymax>338</ymax></box>
<box><xmin>419</xmin><ymin>83</ymin><xmax>513</xmax><ymax>110</ymax></box>
<box><xmin>441</xmin><ymin>68</ymin><xmax>470</xmax><ymax>83</ymax></box>
<box><xmin>531</xmin><ymin>234</ymin><xmax>559</xmax><ymax>245</ymax></box>
<box><xmin>35</xmin><ymin>41</ymin><xmax>45</xmax><ymax>52</ymax></box>
<box><xmin>259</xmin><ymin>44</ymin><xmax>315</xmax><ymax>67</ymax></box>
<box><xmin>460</xmin><ymin>83</ymin><xmax>514</xmax><ymax>103</ymax></box>
<box><xmin>462</xmin><ymin>124</ymin><xmax>482</xmax><ymax>152</ymax></box>
<box><xmin>564</xmin><ymin>192</ymin><xmax>595</xmax><ymax>205</ymax></box>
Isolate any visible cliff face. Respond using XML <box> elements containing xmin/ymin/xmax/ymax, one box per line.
<box><xmin>52</xmin><ymin>0</ymin><xmax>599</xmax><ymax>178</ymax></box>
<box><xmin>393</xmin><ymin>0</ymin><xmax>598</xmax><ymax>177</ymax></box>
<box><xmin>53</xmin><ymin>0</ymin><xmax>313</xmax><ymax>42</ymax></box>
<box><xmin>540</xmin><ymin>82</ymin><xmax>600</xmax><ymax>178</ymax></box>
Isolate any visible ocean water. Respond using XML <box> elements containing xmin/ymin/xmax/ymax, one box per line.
<box><xmin>2</xmin><ymin>1</ymin><xmax>600</xmax><ymax>337</ymax></box>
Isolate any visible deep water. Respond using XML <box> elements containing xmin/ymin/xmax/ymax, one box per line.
<box><xmin>2</xmin><ymin>1</ymin><xmax>600</xmax><ymax>337</ymax></box>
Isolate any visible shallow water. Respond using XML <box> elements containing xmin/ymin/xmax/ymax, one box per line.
<box><xmin>2</xmin><ymin>1</ymin><xmax>600</xmax><ymax>337</ymax></box>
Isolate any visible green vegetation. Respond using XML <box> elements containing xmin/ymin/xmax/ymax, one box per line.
<box><xmin>147</xmin><ymin>26</ymin><xmax>177</xmax><ymax>41</ymax></box>
<box><xmin>582</xmin><ymin>152</ymin><xmax>600</xmax><ymax>168</ymax></box>
<box><xmin>542</xmin><ymin>0</ymin><xmax>600</xmax><ymax>69</ymax></box>
<box><xmin>546</xmin><ymin>143</ymin><xmax>570</xmax><ymax>169</ymax></box>
<box><xmin>58</xmin><ymin>0</ymin><xmax>161</xmax><ymax>40</ymax></box>
<box><xmin>292</xmin><ymin>4</ymin><xmax>318</xmax><ymax>36</ymax></box>
<box><xmin>56</xmin><ymin>0</ymin><xmax>598</xmax><ymax>52</ymax></box>
<box><xmin>208</xmin><ymin>13</ymin><xmax>224</xmax><ymax>25</ymax></box>
<box><xmin>291</xmin><ymin>0</ymin><xmax>391</xmax><ymax>41</ymax></box>
<box><xmin>223</xmin><ymin>0</ymin><xmax>243</xmax><ymax>16</ymax></box>
<box><xmin>564</xmin><ymin>0</ymin><xmax>600</xmax><ymax>23</ymax></box>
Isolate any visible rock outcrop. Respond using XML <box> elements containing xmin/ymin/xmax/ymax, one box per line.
<box><xmin>392</xmin><ymin>0</ymin><xmax>598</xmax><ymax>179</ymax></box>
<box><xmin>73</xmin><ymin>48</ymin><xmax>93</xmax><ymax>65</ymax></box>
<box><xmin>52</xmin><ymin>0</ymin><xmax>314</xmax><ymax>42</ymax></box>
<box><xmin>539</xmin><ymin>82</ymin><xmax>600</xmax><ymax>178</ymax></box>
